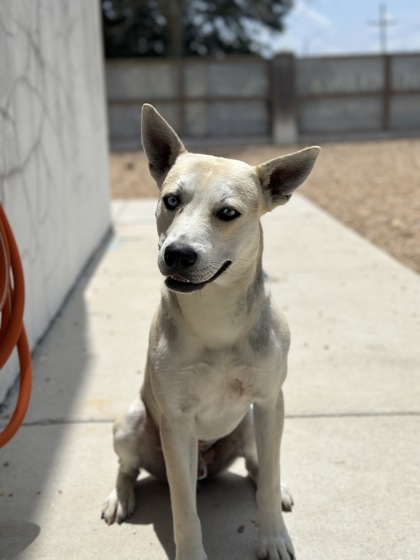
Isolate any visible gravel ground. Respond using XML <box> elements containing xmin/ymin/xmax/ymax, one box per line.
<box><xmin>110</xmin><ymin>137</ymin><xmax>420</xmax><ymax>275</ymax></box>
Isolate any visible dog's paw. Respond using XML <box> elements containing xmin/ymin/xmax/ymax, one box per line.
<box><xmin>281</xmin><ymin>484</ymin><xmax>294</xmax><ymax>513</ymax></box>
<box><xmin>175</xmin><ymin>550</ymin><xmax>207</xmax><ymax>560</ymax></box>
<box><xmin>101</xmin><ymin>487</ymin><xmax>136</xmax><ymax>525</ymax></box>
<box><xmin>257</xmin><ymin>531</ymin><xmax>295</xmax><ymax>560</ymax></box>
<box><xmin>175</xmin><ymin>542</ymin><xmax>208</xmax><ymax>560</ymax></box>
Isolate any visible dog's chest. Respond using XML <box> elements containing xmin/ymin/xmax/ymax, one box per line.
<box><xmin>195</xmin><ymin>359</ymin><xmax>256</xmax><ymax>402</ymax></box>
<box><xmin>168</xmin><ymin>353</ymin><xmax>274</xmax><ymax>440</ymax></box>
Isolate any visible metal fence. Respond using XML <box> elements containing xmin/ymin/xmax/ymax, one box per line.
<box><xmin>105</xmin><ymin>52</ymin><xmax>420</xmax><ymax>148</ymax></box>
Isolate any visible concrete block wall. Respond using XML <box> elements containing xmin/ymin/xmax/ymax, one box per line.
<box><xmin>105</xmin><ymin>52</ymin><xmax>420</xmax><ymax>148</ymax></box>
<box><xmin>106</xmin><ymin>57</ymin><xmax>273</xmax><ymax>148</ymax></box>
<box><xmin>297</xmin><ymin>56</ymin><xmax>385</xmax><ymax>134</ymax></box>
<box><xmin>0</xmin><ymin>0</ymin><xmax>111</xmax><ymax>402</ymax></box>
<box><xmin>390</xmin><ymin>55</ymin><xmax>420</xmax><ymax>129</ymax></box>
<box><xmin>297</xmin><ymin>53</ymin><xmax>420</xmax><ymax>137</ymax></box>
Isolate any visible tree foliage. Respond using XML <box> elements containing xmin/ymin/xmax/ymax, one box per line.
<box><xmin>102</xmin><ymin>0</ymin><xmax>293</xmax><ymax>58</ymax></box>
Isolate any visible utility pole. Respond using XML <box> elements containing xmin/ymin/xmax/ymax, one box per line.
<box><xmin>368</xmin><ymin>3</ymin><xmax>397</xmax><ymax>54</ymax></box>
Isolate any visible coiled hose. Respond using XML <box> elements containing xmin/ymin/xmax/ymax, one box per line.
<box><xmin>0</xmin><ymin>203</ymin><xmax>32</xmax><ymax>447</ymax></box>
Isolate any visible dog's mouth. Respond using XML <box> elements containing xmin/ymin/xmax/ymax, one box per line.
<box><xmin>165</xmin><ymin>261</ymin><xmax>232</xmax><ymax>293</ymax></box>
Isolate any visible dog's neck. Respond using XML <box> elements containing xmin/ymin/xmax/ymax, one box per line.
<box><xmin>166</xmin><ymin>248</ymin><xmax>266</xmax><ymax>351</ymax></box>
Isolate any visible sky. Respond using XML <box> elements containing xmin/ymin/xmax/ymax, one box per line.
<box><xmin>273</xmin><ymin>0</ymin><xmax>420</xmax><ymax>56</ymax></box>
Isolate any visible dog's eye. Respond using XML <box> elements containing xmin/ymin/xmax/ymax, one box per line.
<box><xmin>217</xmin><ymin>207</ymin><xmax>241</xmax><ymax>221</ymax></box>
<box><xmin>163</xmin><ymin>195</ymin><xmax>180</xmax><ymax>210</ymax></box>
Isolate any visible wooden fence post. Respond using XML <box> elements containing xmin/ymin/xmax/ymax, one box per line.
<box><xmin>383</xmin><ymin>54</ymin><xmax>391</xmax><ymax>131</ymax></box>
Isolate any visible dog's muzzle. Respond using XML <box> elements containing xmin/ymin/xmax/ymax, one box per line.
<box><xmin>162</xmin><ymin>242</ymin><xmax>231</xmax><ymax>293</ymax></box>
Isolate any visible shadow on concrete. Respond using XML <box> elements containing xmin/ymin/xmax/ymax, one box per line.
<box><xmin>0</xmin><ymin>231</ymin><xmax>113</xmax><ymax>554</ymax></box>
<box><xmin>129</xmin><ymin>471</ymin><xmax>261</xmax><ymax>560</ymax></box>
<box><xmin>0</xmin><ymin>520</ymin><xmax>41</xmax><ymax>558</ymax></box>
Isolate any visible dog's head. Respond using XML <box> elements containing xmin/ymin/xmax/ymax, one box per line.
<box><xmin>141</xmin><ymin>104</ymin><xmax>320</xmax><ymax>294</ymax></box>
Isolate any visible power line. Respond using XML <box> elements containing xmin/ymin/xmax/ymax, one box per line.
<box><xmin>368</xmin><ymin>3</ymin><xmax>397</xmax><ymax>54</ymax></box>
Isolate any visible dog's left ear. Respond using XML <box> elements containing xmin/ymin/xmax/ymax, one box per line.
<box><xmin>256</xmin><ymin>146</ymin><xmax>320</xmax><ymax>212</ymax></box>
<box><xmin>141</xmin><ymin>104</ymin><xmax>187</xmax><ymax>187</ymax></box>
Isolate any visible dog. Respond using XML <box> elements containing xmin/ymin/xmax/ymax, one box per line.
<box><xmin>102</xmin><ymin>104</ymin><xmax>320</xmax><ymax>560</ymax></box>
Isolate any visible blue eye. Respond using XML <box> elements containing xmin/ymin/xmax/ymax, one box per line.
<box><xmin>217</xmin><ymin>207</ymin><xmax>241</xmax><ymax>221</ymax></box>
<box><xmin>163</xmin><ymin>195</ymin><xmax>180</xmax><ymax>210</ymax></box>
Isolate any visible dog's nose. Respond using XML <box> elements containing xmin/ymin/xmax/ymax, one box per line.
<box><xmin>164</xmin><ymin>243</ymin><xmax>197</xmax><ymax>270</ymax></box>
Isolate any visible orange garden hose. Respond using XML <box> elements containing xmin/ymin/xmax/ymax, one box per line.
<box><xmin>0</xmin><ymin>203</ymin><xmax>32</xmax><ymax>447</ymax></box>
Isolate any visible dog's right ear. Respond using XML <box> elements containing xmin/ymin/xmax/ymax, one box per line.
<box><xmin>256</xmin><ymin>146</ymin><xmax>320</xmax><ymax>212</ymax></box>
<box><xmin>141</xmin><ymin>104</ymin><xmax>187</xmax><ymax>187</ymax></box>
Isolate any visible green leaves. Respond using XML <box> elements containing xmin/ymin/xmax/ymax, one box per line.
<box><xmin>102</xmin><ymin>0</ymin><xmax>293</xmax><ymax>58</ymax></box>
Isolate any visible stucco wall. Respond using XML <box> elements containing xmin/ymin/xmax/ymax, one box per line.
<box><xmin>0</xmin><ymin>1</ymin><xmax>111</xmax><ymax>401</ymax></box>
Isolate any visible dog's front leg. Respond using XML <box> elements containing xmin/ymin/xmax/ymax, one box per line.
<box><xmin>160</xmin><ymin>416</ymin><xmax>207</xmax><ymax>560</ymax></box>
<box><xmin>254</xmin><ymin>390</ymin><xmax>295</xmax><ymax>560</ymax></box>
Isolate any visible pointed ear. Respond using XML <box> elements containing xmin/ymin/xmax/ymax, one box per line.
<box><xmin>256</xmin><ymin>146</ymin><xmax>320</xmax><ymax>211</ymax></box>
<box><xmin>141</xmin><ymin>104</ymin><xmax>187</xmax><ymax>187</ymax></box>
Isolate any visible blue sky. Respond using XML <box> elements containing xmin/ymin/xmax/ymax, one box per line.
<box><xmin>273</xmin><ymin>0</ymin><xmax>420</xmax><ymax>56</ymax></box>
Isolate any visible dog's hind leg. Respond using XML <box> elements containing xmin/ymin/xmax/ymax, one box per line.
<box><xmin>240</xmin><ymin>407</ymin><xmax>260</xmax><ymax>483</ymax></box>
<box><xmin>201</xmin><ymin>406</ymin><xmax>292</xmax><ymax>514</ymax></box>
<box><xmin>101</xmin><ymin>398</ymin><xmax>165</xmax><ymax>525</ymax></box>
<box><xmin>199</xmin><ymin>408</ymin><xmax>259</xmax><ymax>480</ymax></box>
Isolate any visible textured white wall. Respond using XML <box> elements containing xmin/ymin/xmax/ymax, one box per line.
<box><xmin>0</xmin><ymin>1</ymin><xmax>111</xmax><ymax>401</ymax></box>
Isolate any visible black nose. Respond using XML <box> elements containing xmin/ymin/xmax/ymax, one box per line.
<box><xmin>164</xmin><ymin>243</ymin><xmax>198</xmax><ymax>270</ymax></box>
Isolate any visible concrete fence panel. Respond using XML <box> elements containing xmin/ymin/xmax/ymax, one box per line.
<box><xmin>105</xmin><ymin>53</ymin><xmax>420</xmax><ymax>148</ymax></box>
<box><xmin>299</xmin><ymin>97</ymin><xmax>383</xmax><ymax>134</ymax></box>
<box><xmin>390</xmin><ymin>95</ymin><xmax>420</xmax><ymax>129</ymax></box>
<box><xmin>296</xmin><ymin>53</ymin><xmax>420</xmax><ymax>139</ymax></box>
<box><xmin>297</xmin><ymin>57</ymin><xmax>385</xmax><ymax>95</ymax></box>
<box><xmin>389</xmin><ymin>54</ymin><xmax>420</xmax><ymax>130</ymax></box>
<box><xmin>106</xmin><ymin>56</ymin><xmax>274</xmax><ymax>148</ymax></box>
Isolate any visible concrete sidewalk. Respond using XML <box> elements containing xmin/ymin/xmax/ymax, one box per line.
<box><xmin>1</xmin><ymin>197</ymin><xmax>419</xmax><ymax>560</ymax></box>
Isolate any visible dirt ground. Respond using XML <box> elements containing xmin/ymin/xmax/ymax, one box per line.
<box><xmin>110</xmin><ymin>137</ymin><xmax>420</xmax><ymax>275</ymax></box>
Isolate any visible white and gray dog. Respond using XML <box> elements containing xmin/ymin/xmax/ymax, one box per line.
<box><xmin>102</xmin><ymin>104</ymin><xmax>320</xmax><ymax>560</ymax></box>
